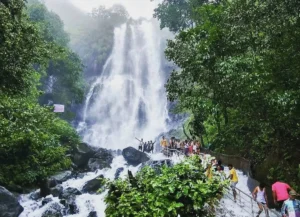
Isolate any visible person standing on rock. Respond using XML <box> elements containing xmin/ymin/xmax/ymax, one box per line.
<box><xmin>252</xmin><ymin>183</ymin><xmax>270</xmax><ymax>217</ymax></box>
<box><xmin>272</xmin><ymin>181</ymin><xmax>296</xmax><ymax>211</ymax></box>
<box><xmin>228</xmin><ymin>164</ymin><xmax>239</xmax><ymax>202</ymax></box>
<box><xmin>138</xmin><ymin>139</ymin><xmax>143</xmax><ymax>151</ymax></box>
<box><xmin>149</xmin><ymin>140</ymin><xmax>154</xmax><ymax>153</ymax></box>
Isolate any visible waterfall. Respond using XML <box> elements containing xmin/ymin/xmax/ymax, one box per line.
<box><xmin>79</xmin><ymin>20</ymin><xmax>169</xmax><ymax>149</ymax></box>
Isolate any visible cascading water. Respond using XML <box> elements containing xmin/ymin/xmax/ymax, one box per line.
<box><xmin>79</xmin><ymin>20</ymin><xmax>169</xmax><ymax>149</ymax></box>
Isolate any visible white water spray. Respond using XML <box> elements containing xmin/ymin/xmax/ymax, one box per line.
<box><xmin>79</xmin><ymin>20</ymin><xmax>169</xmax><ymax>149</ymax></box>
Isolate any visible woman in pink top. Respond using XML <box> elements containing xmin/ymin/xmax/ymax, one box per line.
<box><xmin>272</xmin><ymin>181</ymin><xmax>295</xmax><ymax>211</ymax></box>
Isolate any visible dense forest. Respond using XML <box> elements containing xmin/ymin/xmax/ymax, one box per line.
<box><xmin>154</xmin><ymin>0</ymin><xmax>300</xmax><ymax>190</ymax></box>
<box><xmin>0</xmin><ymin>0</ymin><xmax>128</xmax><ymax>189</ymax></box>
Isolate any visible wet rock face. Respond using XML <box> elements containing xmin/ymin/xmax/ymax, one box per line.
<box><xmin>88</xmin><ymin>211</ymin><xmax>98</xmax><ymax>217</ymax></box>
<box><xmin>0</xmin><ymin>186</ymin><xmax>24</xmax><ymax>217</ymax></box>
<box><xmin>41</xmin><ymin>202</ymin><xmax>63</xmax><ymax>217</ymax></box>
<box><xmin>49</xmin><ymin>171</ymin><xmax>73</xmax><ymax>188</ymax></box>
<box><xmin>72</xmin><ymin>143</ymin><xmax>97</xmax><ymax>169</ymax></box>
<box><xmin>72</xmin><ymin>143</ymin><xmax>113</xmax><ymax>172</ymax></box>
<box><xmin>59</xmin><ymin>187</ymin><xmax>82</xmax><ymax>215</ymax></box>
<box><xmin>122</xmin><ymin>147</ymin><xmax>150</xmax><ymax>166</ymax></box>
<box><xmin>87</xmin><ymin>149</ymin><xmax>114</xmax><ymax>171</ymax></box>
<box><xmin>82</xmin><ymin>175</ymin><xmax>105</xmax><ymax>194</ymax></box>
<box><xmin>114</xmin><ymin>167</ymin><xmax>124</xmax><ymax>179</ymax></box>
<box><xmin>59</xmin><ymin>187</ymin><xmax>82</xmax><ymax>200</ymax></box>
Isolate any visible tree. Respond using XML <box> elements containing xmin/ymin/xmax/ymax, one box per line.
<box><xmin>26</xmin><ymin>1</ymin><xmax>85</xmax><ymax>119</ymax></box>
<box><xmin>0</xmin><ymin>0</ymin><xmax>49</xmax><ymax>95</ymax></box>
<box><xmin>0</xmin><ymin>95</ymin><xmax>80</xmax><ymax>186</ymax></box>
<box><xmin>161</xmin><ymin>0</ymin><xmax>300</xmax><ymax>190</ymax></box>
<box><xmin>0</xmin><ymin>0</ymin><xmax>81</xmax><ymax>187</ymax></box>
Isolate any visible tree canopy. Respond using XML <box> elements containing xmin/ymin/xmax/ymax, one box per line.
<box><xmin>157</xmin><ymin>0</ymin><xmax>300</xmax><ymax>190</ymax></box>
<box><xmin>0</xmin><ymin>0</ymin><xmax>81</xmax><ymax>187</ymax></box>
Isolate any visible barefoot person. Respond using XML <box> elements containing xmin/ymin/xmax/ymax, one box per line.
<box><xmin>252</xmin><ymin>183</ymin><xmax>269</xmax><ymax>217</ymax></box>
<box><xmin>228</xmin><ymin>164</ymin><xmax>238</xmax><ymax>202</ymax></box>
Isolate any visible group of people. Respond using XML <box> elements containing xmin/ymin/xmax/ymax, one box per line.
<box><xmin>205</xmin><ymin>156</ymin><xmax>300</xmax><ymax>217</ymax></box>
<box><xmin>160</xmin><ymin>136</ymin><xmax>202</xmax><ymax>156</ymax></box>
<box><xmin>137</xmin><ymin>138</ymin><xmax>154</xmax><ymax>153</ymax></box>
<box><xmin>159</xmin><ymin>135</ymin><xmax>299</xmax><ymax>217</ymax></box>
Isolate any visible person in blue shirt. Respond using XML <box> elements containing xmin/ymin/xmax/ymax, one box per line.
<box><xmin>281</xmin><ymin>190</ymin><xmax>300</xmax><ymax>217</ymax></box>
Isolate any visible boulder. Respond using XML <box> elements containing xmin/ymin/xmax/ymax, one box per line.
<box><xmin>82</xmin><ymin>175</ymin><xmax>104</xmax><ymax>194</ymax></box>
<box><xmin>62</xmin><ymin>196</ymin><xmax>78</xmax><ymax>215</ymax></box>
<box><xmin>0</xmin><ymin>186</ymin><xmax>24</xmax><ymax>217</ymax></box>
<box><xmin>88</xmin><ymin>211</ymin><xmax>98</xmax><ymax>217</ymax></box>
<box><xmin>122</xmin><ymin>147</ymin><xmax>150</xmax><ymax>166</ymax></box>
<box><xmin>59</xmin><ymin>187</ymin><xmax>81</xmax><ymax>215</ymax></box>
<box><xmin>50</xmin><ymin>185</ymin><xmax>63</xmax><ymax>197</ymax></box>
<box><xmin>114</xmin><ymin>167</ymin><xmax>124</xmax><ymax>179</ymax></box>
<box><xmin>41</xmin><ymin>202</ymin><xmax>63</xmax><ymax>217</ymax></box>
<box><xmin>72</xmin><ymin>144</ymin><xmax>113</xmax><ymax>172</ymax></box>
<box><xmin>29</xmin><ymin>191</ymin><xmax>41</xmax><ymax>201</ymax></box>
<box><xmin>59</xmin><ymin>187</ymin><xmax>82</xmax><ymax>200</ymax></box>
<box><xmin>49</xmin><ymin>171</ymin><xmax>73</xmax><ymax>187</ymax></box>
<box><xmin>42</xmin><ymin>198</ymin><xmax>53</xmax><ymax>206</ymax></box>
<box><xmin>87</xmin><ymin>148</ymin><xmax>113</xmax><ymax>171</ymax></box>
<box><xmin>72</xmin><ymin>143</ymin><xmax>96</xmax><ymax>169</ymax></box>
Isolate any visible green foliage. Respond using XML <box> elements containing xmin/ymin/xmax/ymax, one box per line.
<box><xmin>0</xmin><ymin>0</ymin><xmax>81</xmax><ymax>187</ymax></box>
<box><xmin>0</xmin><ymin>0</ymin><xmax>50</xmax><ymax>95</ymax></box>
<box><xmin>105</xmin><ymin>156</ymin><xmax>228</xmax><ymax>217</ymax></box>
<box><xmin>0</xmin><ymin>95</ymin><xmax>80</xmax><ymax>186</ymax></box>
<box><xmin>160</xmin><ymin>0</ymin><xmax>300</xmax><ymax>189</ymax></box>
<box><xmin>26</xmin><ymin>1</ymin><xmax>85</xmax><ymax>117</ymax></box>
<box><xmin>152</xmin><ymin>0</ymin><xmax>220</xmax><ymax>33</ymax></box>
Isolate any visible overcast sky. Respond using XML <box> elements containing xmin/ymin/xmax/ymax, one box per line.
<box><xmin>68</xmin><ymin>0</ymin><xmax>159</xmax><ymax>19</ymax></box>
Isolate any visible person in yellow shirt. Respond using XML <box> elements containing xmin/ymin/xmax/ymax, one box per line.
<box><xmin>228</xmin><ymin>164</ymin><xmax>238</xmax><ymax>202</ymax></box>
<box><xmin>160</xmin><ymin>136</ymin><xmax>168</xmax><ymax>149</ymax></box>
<box><xmin>206</xmin><ymin>164</ymin><xmax>213</xmax><ymax>179</ymax></box>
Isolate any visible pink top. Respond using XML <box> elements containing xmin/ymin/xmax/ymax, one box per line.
<box><xmin>272</xmin><ymin>182</ymin><xmax>291</xmax><ymax>201</ymax></box>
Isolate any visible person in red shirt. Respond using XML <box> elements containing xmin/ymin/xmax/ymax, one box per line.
<box><xmin>272</xmin><ymin>181</ymin><xmax>296</xmax><ymax>211</ymax></box>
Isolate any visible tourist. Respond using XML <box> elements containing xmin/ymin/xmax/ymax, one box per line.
<box><xmin>217</xmin><ymin>160</ymin><xmax>224</xmax><ymax>171</ymax></box>
<box><xmin>138</xmin><ymin>138</ymin><xmax>143</xmax><ymax>151</ymax></box>
<box><xmin>272</xmin><ymin>181</ymin><xmax>296</xmax><ymax>211</ymax></box>
<box><xmin>206</xmin><ymin>163</ymin><xmax>213</xmax><ymax>179</ymax></box>
<box><xmin>216</xmin><ymin>165</ymin><xmax>226</xmax><ymax>180</ymax></box>
<box><xmin>188</xmin><ymin>141</ymin><xmax>193</xmax><ymax>155</ymax></box>
<box><xmin>252</xmin><ymin>183</ymin><xmax>269</xmax><ymax>217</ymax></box>
<box><xmin>149</xmin><ymin>140</ymin><xmax>154</xmax><ymax>153</ymax></box>
<box><xmin>193</xmin><ymin>141</ymin><xmax>197</xmax><ymax>154</ymax></box>
<box><xmin>211</xmin><ymin>157</ymin><xmax>218</xmax><ymax>171</ymax></box>
<box><xmin>281</xmin><ymin>190</ymin><xmax>300</xmax><ymax>217</ymax></box>
<box><xmin>228</xmin><ymin>164</ymin><xmax>239</xmax><ymax>202</ymax></box>
<box><xmin>176</xmin><ymin>139</ymin><xmax>181</xmax><ymax>154</ymax></box>
<box><xmin>184</xmin><ymin>140</ymin><xmax>189</xmax><ymax>156</ymax></box>
<box><xmin>160</xmin><ymin>136</ymin><xmax>168</xmax><ymax>150</ymax></box>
